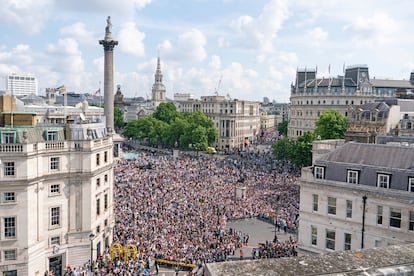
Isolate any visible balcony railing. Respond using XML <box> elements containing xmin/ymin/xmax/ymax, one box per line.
<box><xmin>0</xmin><ymin>144</ymin><xmax>23</xmax><ymax>152</ymax></box>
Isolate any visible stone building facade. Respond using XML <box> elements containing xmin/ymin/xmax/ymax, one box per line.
<box><xmin>175</xmin><ymin>95</ymin><xmax>261</xmax><ymax>150</ymax></box>
<box><xmin>298</xmin><ymin>141</ymin><xmax>414</xmax><ymax>254</ymax></box>
<box><xmin>289</xmin><ymin>65</ymin><xmax>414</xmax><ymax>138</ymax></box>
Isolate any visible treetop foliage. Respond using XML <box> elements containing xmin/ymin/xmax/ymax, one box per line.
<box><xmin>123</xmin><ymin>103</ymin><xmax>218</xmax><ymax>151</ymax></box>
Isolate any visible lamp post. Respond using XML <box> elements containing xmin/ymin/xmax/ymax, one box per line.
<box><xmin>89</xmin><ymin>233</ymin><xmax>95</xmax><ymax>272</ymax></box>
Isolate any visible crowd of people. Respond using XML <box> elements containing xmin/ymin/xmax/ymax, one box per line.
<box><xmin>109</xmin><ymin>147</ymin><xmax>300</xmax><ymax>270</ymax></box>
<box><xmin>252</xmin><ymin>236</ymin><xmax>298</xmax><ymax>260</ymax></box>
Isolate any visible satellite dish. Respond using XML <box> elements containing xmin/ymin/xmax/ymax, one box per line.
<box><xmin>80</xmin><ymin>113</ymin><xmax>86</xmax><ymax>121</ymax></box>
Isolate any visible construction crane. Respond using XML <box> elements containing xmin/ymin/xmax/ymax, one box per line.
<box><xmin>214</xmin><ymin>75</ymin><xmax>222</xmax><ymax>96</ymax></box>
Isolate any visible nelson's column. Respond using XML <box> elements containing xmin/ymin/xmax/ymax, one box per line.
<box><xmin>99</xmin><ymin>16</ymin><xmax>118</xmax><ymax>133</ymax></box>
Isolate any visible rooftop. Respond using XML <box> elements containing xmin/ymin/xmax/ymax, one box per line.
<box><xmin>206</xmin><ymin>243</ymin><xmax>414</xmax><ymax>276</ymax></box>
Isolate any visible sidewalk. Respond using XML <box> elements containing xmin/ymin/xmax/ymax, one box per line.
<box><xmin>227</xmin><ymin>217</ymin><xmax>298</xmax><ymax>261</ymax></box>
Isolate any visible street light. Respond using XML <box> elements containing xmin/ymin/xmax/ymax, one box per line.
<box><xmin>89</xmin><ymin>233</ymin><xmax>95</xmax><ymax>272</ymax></box>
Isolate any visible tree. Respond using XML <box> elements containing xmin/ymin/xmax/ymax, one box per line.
<box><xmin>272</xmin><ymin>137</ymin><xmax>292</xmax><ymax>160</ymax></box>
<box><xmin>315</xmin><ymin>109</ymin><xmax>348</xmax><ymax>139</ymax></box>
<box><xmin>114</xmin><ymin>107</ymin><xmax>124</xmax><ymax>130</ymax></box>
<box><xmin>123</xmin><ymin>108</ymin><xmax>217</xmax><ymax>150</ymax></box>
<box><xmin>277</xmin><ymin>121</ymin><xmax>288</xmax><ymax>136</ymax></box>
<box><xmin>272</xmin><ymin>131</ymin><xmax>315</xmax><ymax>168</ymax></box>
<box><xmin>291</xmin><ymin>131</ymin><xmax>315</xmax><ymax>167</ymax></box>
<box><xmin>123</xmin><ymin>116</ymin><xmax>167</xmax><ymax>145</ymax></box>
<box><xmin>191</xmin><ymin>125</ymin><xmax>209</xmax><ymax>152</ymax></box>
<box><xmin>152</xmin><ymin>102</ymin><xmax>179</xmax><ymax>124</ymax></box>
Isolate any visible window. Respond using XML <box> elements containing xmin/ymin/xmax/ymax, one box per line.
<box><xmin>47</xmin><ymin>131</ymin><xmax>58</xmax><ymax>141</ymax></box>
<box><xmin>104</xmin><ymin>219</ymin><xmax>108</xmax><ymax>227</ymax></box>
<box><xmin>344</xmin><ymin>233</ymin><xmax>351</xmax><ymax>250</ymax></box>
<box><xmin>50</xmin><ymin>157</ymin><xmax>60</xmax><ymax>170</ymax></box>
<box><xmin>96</xmin><ymin>225</ymin><xmax>100</xmax><ymax>233</ymax></box>
<box><xmin>2</xmin><ymin>132</ymin><xmax>15</xmax><ymax>144</ymax></box>
<box><xmin>4</xmin><ymin>217</ymin><xmax>16</xmax><ymax>238</ymax></box>
<box><xmin>312</xmin><ymin>194</ymin><xmax>318</xmax><ymax>212</ymax></box>
<box><xmin>314</xmin><ymin>166</ymin><xmax>324</xmax><ymax>179</ymax></box>
<box><xmin>104</xmin><ymin>194</ymin><xmax>108</xmax><ymax>210</ymax></box>
<box><xmin>96</xmin><ymin>178</ymin><xmax>100</xmax><ymax>187</ymax></box>
<box><xmin>2</xmin><ymin>270</ymin><xmax>17</xmax><ymax>276</ymax></box>
<box><xmin>409</xmin><ymin>211</ymin><xmax>414</xmax><ymax>231</ymax></box>
<box><xmin>409</xmin><ymin>178</ymin><xmax>414</xmax><ymax>192</ymax></box>
<box><xmin>325</xmin><ymin>229</ymin><xmax>335</xmax><ymax>250</ymax></box>
<box><xmin>104</xmin><ymin>151</ymin><xmax>108</xmax><ymax>163</ymax></box>
<box><xmin>51</xmin><ymin>207</ymin><xmax>60</xmax><ymax>227</ymax></box>
<box><xmin>347</xmin><ymin>170</ymin><xmax>358</xmax><ymax>184</ymax></box>
<box><xmin>377</xmin><ymin>206</ymin><xmax>383</xmax><ymax>225</ymax></box>
<box><xmin>96</xmin><ymin>198</ymin><xmax>100</xmax><ymax>216</ymax></box>
<box><xmin>3</xmin><ymin>192</ymin><xmax>15</xmax><ymax>203</ymax></box>
<box><xmin>346</xmin><ymin>200</ymin><xmax>352</xmax><ymax>218</ymax></box>
<box><xmin>4</xmin><ymin>162</ymin><xmax>15</xmax><ymax>176</ymax></box>
<box><xmin>377</xmin><ymin>174</ymin><xmax>390</xmax><ymax>188</ymax></box>
<box><xmin>51</xmin><ymin>236</ymin><xmax>60</xmax><ymax>245</ymax></box>
<box><xmin>4</xmin><ymin>249</ymin><xmax>17</xmax><ymax>260</ymax></box>
<box><xmin>327</xmin><ymin>197</ymin><xmax>336</xmax><ymax>215</ymax></box>
<box><xmin>96</xmin><ymin>153</ymin><xmax>100</xmax><ymax>166</ymax></box>
<box><xmin>390</xmin><ymin>208</ymin><xmax>401</xmax><ymax>228</ymax></box>
<box><xmin>104</xmin><ymin>174</ymin><xmax>108</xmax><ymax>183</ymax></box>
<box><xmin>311</xmin><ymin>225</ymin><xmax>317</xmax><ymax>245</ymax></box>
<box><xmin>50</xmin><ymin>184</ymin><xmax>60</xmax><ymax>195</ymax></box>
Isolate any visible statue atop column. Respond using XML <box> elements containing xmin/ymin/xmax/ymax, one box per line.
<box><xmin>105</xmin><ymin>16</ymin><xmax>112</xmax><ymax>40</ymax></box>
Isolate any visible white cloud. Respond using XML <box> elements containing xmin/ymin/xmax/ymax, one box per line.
<box><xmin>60</xmin><ymin>22</ymin><xmax>96</xmax><ymax>46</ymax></box>
<box><xmin>0</xmin><ymin>0</ymin><xmax>53</xmax><ymax>34</ymax></box>
<box><xmin>230</xmin><ymin>0</ymin><xmax>290</xmax><ymax>52</ymax></box>
<box><xmin>46</xmin><ymin>38</ymin><xmax>86</xmax><ymax>88</ymax></box>
<box><xmin>160</xmin><ymin>29</ymin><xmax>207</xmax><ymax>63</ymax></box>
<box><xmin>343</xmin><ymin>12</ymin><xmax>398</xmax><ymax>46</ymax></box>
<box><xmin>118</xmin><ymin>22</ymin><xmax>146</xmax><ymax>57</ymax></box>
<box><xmin>0</xmin><ymin>44</ymin><xmax>34</xmax><ymax>66</ymax></box>
<box><xmin>208</xmin><ymin>55</ymin><xmax>222</xmax><ymax>70</ymax></box>
<box><xmin>56</xmin><ymin>0</ymin><xmax>153</xmax><ymax>19</ymax></box>
<box><xmin>306</xmin><ymin>27</ymin><xmax>328</xmax><ymax>45</ymax></box>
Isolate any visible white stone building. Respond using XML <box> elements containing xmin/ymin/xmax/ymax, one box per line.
<box><xmin>298</xmin><ymin>141</ymin><xmax>414</xmax><ymax>254</ymax></box>
<box><xmin>0</xmin><ymin>96</ymin><xmax>114</xmax><ymax>275</ymax></box>
<box><xmin>289</xmin><ymin>65</ymin><xmax>414</xmax><ymax>138</ymax></box>
<box><xmin>175</xmin><ymin>95</ymin><xmax>261</xmax><ymax>150</ymax></box>
<box><xmin>6</xmin><ymin>74</ymin><xmax>38</xmax><ymax>96</ymax></box>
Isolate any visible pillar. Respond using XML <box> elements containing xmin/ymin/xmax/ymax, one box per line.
<box><xmin>99</xmin><ymin>16</ymin><xmax>118</xmax><ymax>133</ymax></box>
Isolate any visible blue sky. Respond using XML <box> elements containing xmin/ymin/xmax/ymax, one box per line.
<box><xmin>1</xmin><ymin>0</ymin><xmax>414</xmax><ymax>102</ymax></box>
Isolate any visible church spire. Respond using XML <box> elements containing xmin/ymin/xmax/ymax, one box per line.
<box><xmin>155</xmin><ymin>54</ymin><xmax>163</xmax><ymax>84</ymax></box>
<box><xmin>152</xmin><ymin>52</ymin><xmax>166</xmax><ymax>108</ymax></box>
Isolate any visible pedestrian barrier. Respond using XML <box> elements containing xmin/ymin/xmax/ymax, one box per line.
<box><xmin>155</xmin><ymin>259</ymin><xmax>196</xmax><ymax>270</ymax></box>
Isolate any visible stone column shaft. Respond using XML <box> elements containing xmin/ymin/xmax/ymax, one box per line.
<box><xmin>99</xmin><ymin>40</ymin><xmax>118</xmax><ymax>132</ymax></box>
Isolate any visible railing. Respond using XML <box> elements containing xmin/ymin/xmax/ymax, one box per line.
<box><xmin>0</xmin><ymin>144</ymin><xmax>23</xmax><ymax>152</ymax></box>
<box><xmin>45</xmin><ymin>141</ymin><xmax>65</xmax><ymax>150</ymax></box>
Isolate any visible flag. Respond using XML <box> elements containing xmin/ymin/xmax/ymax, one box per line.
<box><xmin>94</xmin><ymin>88</ymin><xmax>101</xmax><ymax>96</ymax></box>
<box><xmin>55</xmin><ymin>85</ymin><xmax>66</xmax><ymax>94</ymax></box>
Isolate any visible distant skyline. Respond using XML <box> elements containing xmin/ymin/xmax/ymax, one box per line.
<box><xmin>1</xmin><ymin>0</ymin><xmax>414</xmax><ymax>103</ymax></box>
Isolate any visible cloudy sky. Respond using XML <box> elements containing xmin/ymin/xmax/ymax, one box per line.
<box><xmin>1</xmin><ymin>0</ymin><xmax>413</xmax><ymax>102</ymax></box>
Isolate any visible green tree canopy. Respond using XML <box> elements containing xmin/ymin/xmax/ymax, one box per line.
<box><xmin>315</xmin><ymin>109</ymin><xmax>348</xmax><ymax>139</ymax></box>
<box><xmin>272</xmin><ymin>131</ymin><xmax>315</xmax><ymax>168</ymax></box>
<box><xmin>123</xmin><ymin>107</ymin><xmax>218</xmax><ymax>150</ymax></box>
<box><xmin>277</xmin><ymin>121</ymin><xmax>288</xmax><ymax>136</ymax></box>
<box><xmin>152</xmin><ymin>102</ymin><xmax>179</xmax><ymax>124</ymax></box>
<box><xmin>114</xmin><ymin>107</ymin><xmax>124</xmax><ymax>130</ymax></box>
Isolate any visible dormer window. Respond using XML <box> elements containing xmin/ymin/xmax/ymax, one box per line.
<box><xmin>377</xmin><ymin>173</ymin><xmax>390</xmax><ymax>189</ymax></box>
<box><xmin>2</xmin><ymin>132</ymin><xmax>16</xmax><ymax>144</ymax></box>
<box><xmin>47</xmin><ymin>131</ymin><xmax>58</xmax><ymax>141</ymax></box>
<box><xmin>314</xmin><ymin>166</ymin><xmax>325</xmax><ymax>179</ymax></box>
